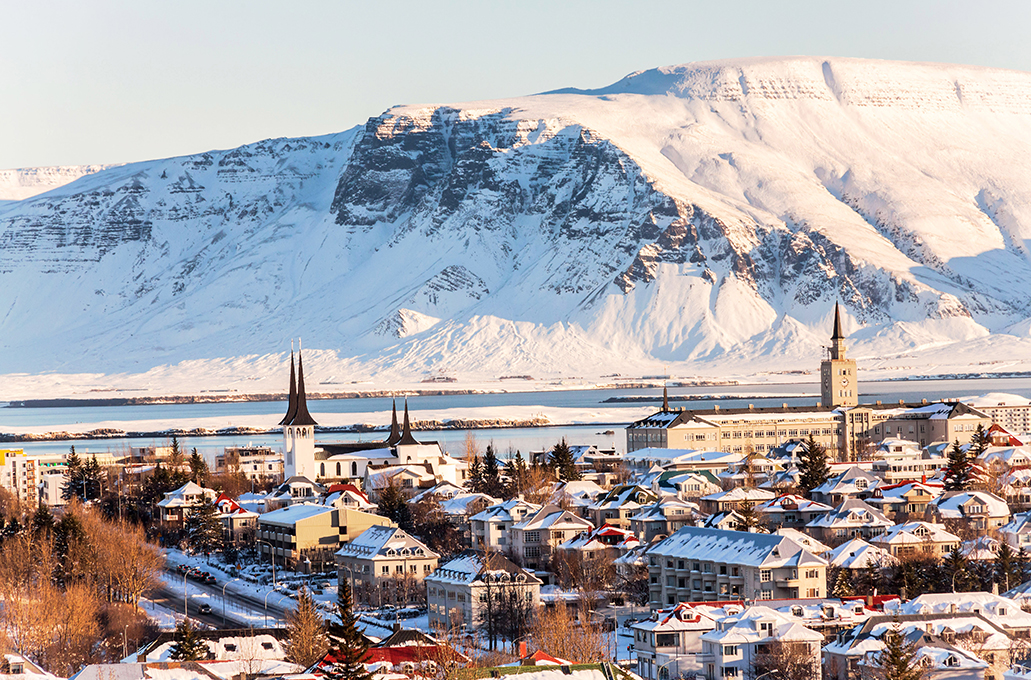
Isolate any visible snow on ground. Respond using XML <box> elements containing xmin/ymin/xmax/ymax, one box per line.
<box><xmin>139</xmin><ymin>597</ymin><xmax>181</xmax><ymax>630</ymax></box>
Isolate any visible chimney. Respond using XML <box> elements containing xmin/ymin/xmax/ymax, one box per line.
<box><xmin>519</xmin><ymin>640</ymin><xmax>528</xmax><ymax>658</ymax></box>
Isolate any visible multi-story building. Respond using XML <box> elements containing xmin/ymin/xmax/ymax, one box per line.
<box><xmin>756</xmin><ymin>494</ymin><xmax>833</xmax><ymax>530</ymax></box>
<box><xmin>926</xmin><ymin>491</ymin><xmax>1011</xmax><ymax>533</ymax></box>
<box><xmin>215</xmin><ymin>446</ymin><xmax>284</xmax><ymax>482</ymax></box>
<box><xmin>258</xmin><ymin>503</ymin><xmax>393</xmax><ymax>570</ymax></box>
<box><xmin>335</xmin><ymin>525</ymin><xmax>439</xmax><ymax>594</ymax></box>
<box><xmin>869</xmin><ymin>440</ymin><xmax>948</xmax><ymax>483</ymax></box>
<box><xmin>964</xmin><ymin>393</ymin><xmax>1031</xmax><ymax>435</ymax></box>
<box><xmin>632</xmin><ymin>603</ymin><xmax>722</xmax><ymax>680</ymax></box>
<box><xmin>806</xmin><ymin>499</ymin><xmax>892</xmax><ymax>543</ymax></box>
<box><xmin>698</xmin><ymin>487</ymin><xmax>775</xmax><ymax>515</ymax></box>
<box><xmin>869</xmin><ymin>521</ymin><xmax>960</xmax><ymax>558</ymax></box>
<box><xmin>213</xmin><ymin>493</ymin><xmax>260</xmax><ymax>545</ymax></box>
<box><xmin>426</xmin><ymin>550</ymin><xmax>542</xmax><ymax>631</ymax></box>
<box><xmin>864</xmin><ymin>481</ymin><xmax>943</xmax><ymax>521</ymax></box>
<box><xmin>629</xmin><ymin>498</ymin><xmax>700</xmax><ymax>543</ymax></box>
<box><xmin>586</xmin><ymin>485</ymin><xmax>658</xmax><ymax>530</ymax></box>
<box><xmin>646</xmin><ymin>527</ymin><xmax>827</xmax><ymax>606</ymax></box>
<box><xmin>0</xmin><ymin>450</ymin><xmax>41</xmax><ymax>506</ymax></box>
<box><xmin>510</xmin><ymin>504</ymin><xmax>594</xmax><ymax>571</ymax></box>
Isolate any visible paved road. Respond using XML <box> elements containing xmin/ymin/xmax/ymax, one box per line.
<box><xmin>160</xmin><ymin>570</ymin><xmax>288</xmax><ymax>628</ymax></box>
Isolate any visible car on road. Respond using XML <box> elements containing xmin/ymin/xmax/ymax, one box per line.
<box><xmin>204</xmin><ymin>575</ymin><xmax>216</xmax><ymax>585</ymax></box>
<box><xmin>198</xmin><ymin>604</ymin><xmax>212</xmax><ymax>614</ymax></box>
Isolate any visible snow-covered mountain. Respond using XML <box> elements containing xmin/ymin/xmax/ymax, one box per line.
<box><xmin>0</xmin><ymin>165</ymin><xmax>118</xmax><ymax>202</ymax></box>
<box><xmin>4</xmin><ymin>56</ymin><xmax>1031</xmax><ymax>393</ymax></box>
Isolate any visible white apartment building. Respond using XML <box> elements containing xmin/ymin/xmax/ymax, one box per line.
<box><xmin>647</xmin><ymin>527</ymin><xmax>828</xmax><ymax>606</ymax></box>
<box><xmin>216</xmin><ymin>446</ymin><xmax>284</xmax><ymax>482</ymax></box>
<box><xmin>699</xmin><ymin>606</ymin><xmax>822</xmax><ymax>680</ymax></box>
<box><xmin>426</xmin><ymin>550</ymin><xmax>542</xmax><ymax>631</ymax></box>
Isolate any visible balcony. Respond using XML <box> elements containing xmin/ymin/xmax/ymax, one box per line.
<box><xmin>775</xmin><ymin>577</ymin><xmax>801</xmax><ymax>588</ymax></box>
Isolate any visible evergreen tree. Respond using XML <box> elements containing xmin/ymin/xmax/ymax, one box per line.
<box><xmin>376</xmin><ymin>481</ymin><xmax>413</xmax><ymax>532</ymax></box>
<box><xmin>832</xmin><ymin>569</ymin><xmax>855</xmax><ymax>597</ymax></box>
<box><xmin>468</xmin><ymin>455</ymin><xmax>484</xmax><ymax>493</ymax></box>
<box><xmin>860</xmin><ymin>562</ymin><xmax>879</xmax><ymax>596</ymax></box>
<box><xmin>1018</xmin><ymin>546</ymin><xmax>1030</xmax><ymax>586</ymax></box>
<box><xmin>945</xmin><ymin>547</ymin><xmax>970</xmax><ymax>592</ymax></box>
<box><xmin>189</xmin><ymin>448</ymin><xmax>210</xmax><ymax>485</ymax></box>
<box><xmin>969</xmin><ymin>424</ymin><xmax>991</xmax><ymax>458</ymax></box>
<box><xmin>285</xmin><ymin>587</ymin><xmax>329</xmax><ymax>668</ymax></box>
<box><xmin>997</xmin><ymin>541</ymin><xmax>1020</xmax><ymax>592</ymax></box>
<box><xmin>796</xmin><ymin>434</ymin><xmax>830</xmax><ymax>498</ymax></box>
<box><xmin>31</xmin><ymin>502</ymin><xmax>55</xmax><ymax>537</ymax></box>
<box><xmin>62</xmin><ymin>446</ymin><xmax>84</xmax><ymax>502</ymax></box>
<box><xmin>549</xmin><ymin>439</ymin><xmax>580</xmax><ymax>482</ymax></box>
<box><xmin>83</xmin><ymin>455</ymin><xmax>104</xmax><ymax>501</ymax></box>
<box><xmin>870</xmin><ymin>624</ymin><xmax>926</xmax><ymax>680</ymax></box>
<box><xmin>324</xmin><ymin>581</ymin><xmax>372</xmax><ymax>680</ymax></box>
<box><xmin>185</xmin><ymin>500</ymin><xmax>223</xmax><ymax>555</ymax></box>
<box><xmin>480</xmin><ymin>444</ymin><xmax>504</xmax><ymax>498</ymax></box>
<box><xmin>504</xmin><ymin>451</ymin><xmax>528</xmax><ymax>499</ymax></box>
<box><xmin>170</xmin><ymin>435</ymin><xmax>183</xmax><ymax>467</ymax></box>
<box><xmin>736</xmin><ymin>500</ymin><xmax>760</xmax><ymax>532</ymax></box>
<box><xmin>168</xmin><ymin>619</ymin><xmax>207</xmax><ymax>661</ymax></box>
<box><xmin>943</xmin><ymin>440</ymin><xmax>973</xmax><ymax>492</ymax></box>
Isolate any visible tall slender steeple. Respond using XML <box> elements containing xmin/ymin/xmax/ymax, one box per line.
<box><xmin>279</xmin><ymin>348</ymin><xmax>298</xmax><ymax>426</ymax></box>
<box><xmin>290</xmin><ymin>342</ymin><xmax>318</xmax><ymax>427</ymax></box>
<box><xmin>832</xmin><ymin>302</ymin><xmax>845</xmax><ymax>341</ymax></box>
<box><xmin>820</xmin><ymin>303</ymin><xmax>858</xmax><ymax>410</ymax></box>
<box><xmin>385</xmin><ymin>399</ymin><xmax>401</xmax><ymax>445</ymax></box>
<box><xmin>662</xmin><ymin>386</ymin><xmax>670</xmax><ymax>411</ymax></box>
<box><xmin>398</xmin><ymin>398</ymin><xmax>420</xmax><ymax>446</ymax></box>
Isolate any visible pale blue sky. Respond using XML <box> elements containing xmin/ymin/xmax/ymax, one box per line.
<box><xmin>3</xmin><ymin>0</ymin><xmax>1031</xmax><ymax>168</ymax></box>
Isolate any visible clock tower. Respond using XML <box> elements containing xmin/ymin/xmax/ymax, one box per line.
<box><xmin>820</xmin><ymin>303</ymin><xmax>858</xmax><ymax>408</ymax></box>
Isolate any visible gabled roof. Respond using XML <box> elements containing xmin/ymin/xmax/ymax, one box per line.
<box><xmin>335</xmin><ymin>525</ymin><xmax>438</xmax><ymax>560</ymax></box>
<box><xmin>828</xmin><ymin>537</ymin><xmax>893</xmax><ymax>569</ymax></box>
<box><xmin>807</xmin><ymin>499</ymin><xmax>891</xmax><ymax>529</ymax></box>
<box><xmin>648</xmin><ymin>526</ymin><xmax>827</xmax><ymax>568</ymax></box>
<box><xmin>428</xmin><ymin>549</ymin><xmax>542</xmax><ymax>586</ymax></box>
<box><xmin>514</xmin><ymin>504</ymin><xmax>594</xmax><ymax>531</ymax></box>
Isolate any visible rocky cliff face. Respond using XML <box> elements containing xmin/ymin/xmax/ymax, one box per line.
<box><xmin>2</xmin><ymin>56</ymin><xmax>1031</xmax><ymax>382</ymax></box>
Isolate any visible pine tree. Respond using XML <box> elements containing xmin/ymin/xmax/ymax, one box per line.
<box><xmin>943</xmin><ymin>440</ymin><xmax>972</xmax><ymax>492</ymax></box>
<box><xmin>376</xmin><ymin>481</ymin><xmax>412</xmax><ymax>532</ymax></box>
<box><xmin>797</xmin><ymin>434</ymin><xmax>830</xmax><ymax>498</ymax></box>
<box><xmin>505</xmin><ymin>451</ymin><xmax>528</xmax><ymax>499</ymax></box>
<box><xmin>736</xmin><ymin>500</ymin><xmax>760</xmax><ymax>532</ymax></box>
<box><xmin>185</xmin><ymin>500</ymin><xmax>223</xmax><ymax>555</ymax></box>
<box><xmin>468</xmin><ymin>455</ymin><xmax>484</xmax><ymax>493</ymax></box>
<box><xmin>870</xmin><ymin>624</ymin><xmax>925</xmax><ymax>680</ymax></box>
<box><xmin>285</xmin><ymin>587</ymin><xmax>329</xmax><ymax>668</ymax></box>
<box><xmin>168</xmin><ymin>619</ymin><xmax>207</xmax><ymax>661</ymax></box>
<box><xmin>83</xmin><ymin>455</ymin><xmax>104</xmax><ymax>501</ymax></box>
<box><xmin>189</xmin><ymin>448</ymin><xmax>210</xmax><ymax>485</ymax></box>
<box><xmin>1018</xmin><ymin>546</ymin><xmax>1030</xmax><ymax>586</ymax></box>
<box><xmin>832</xmin><ymin>569</ymin><xmax>855</xmax><ymax>597</ymax></box>
<box><xmin>481</xmin><ymin>444</ymin><xmax>504</xmax><ymax>497</ymax></box>
<box><xmin>31</xmin><ymin>502</ymin><xmax>55</xmax><ymax>537</ymax></box>
<box><xmin>549</xmin><ymin>439</ymin><xmax>580</xmax><ymax>482</ymax></box>
<box><xmin>945</xmin><ymin>547</ymin><xmax>970</xmax><ymax>592</ymax></box>
<box><xmin>62</xmin><ymin>446</ymin><xmax>83</xmax><ymax>502</ymax></box>
<box><xmin>324</xmin><ymin>581</ymin><xmax>371</xmax><ymax>680</ymax></box>
<box><xmin>997</xmin><ymin>541</ymin><xmax>1019</xmax><ymax>593</ymax></box>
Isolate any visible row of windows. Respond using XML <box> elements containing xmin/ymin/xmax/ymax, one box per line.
<box><xmin>319</xmin><ymin>461</ymin><xmax>360</xmax><ymax>477</ymax></box>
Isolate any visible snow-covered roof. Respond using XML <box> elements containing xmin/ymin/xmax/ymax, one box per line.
<box><xmin>884</xmin><ymin>592</ymin><xmax>1031</xmax><ymax>627</ymax></box>
<box><xmin>827</xmin><ymin>538</ymin><xmax>893</xmax><ymax>569</ymax></box>
<box><xmin>336</xmin><ymin>525</ymin><xmax>438</xmax><ymax>560</ymax></box>
<box><xmin>700</xmin><ymin>605</ymin><xmax>823</xmax><ymax>645</ymax></box>
<box><xmin>558</xmin><ymin>524</ymin><xmax>639</xmax><ymax>552</ymax></box>
<box><xmin>773</xmin><ymin>528</ymin><xmax>830</xmax><ymax>554</ymax></box>
<box><xmin>647</xmin><ymin>526</ymin><xmax>827</xmax><ymax>568</ymax></box>
<box><xmin>806</xmin><ymin>499</ymin><xmax>891</xmax><ymax>529</ymax></box>
<box><xmin>931</xmin><ymin>490</ymin><xmax>1010</xmax><ymax>518</ymax></box>
<box><xmin>589</xmin><ymin>484</ymin><xmax>657</xmax><ymax>510</ymax></box>
<box><xmin>871</xmin><ymin>521</ymin><xmax>960</xmax><ymax>546</ymax></box>
<box><xmin>470</xmin><ymin>498</ymin><xmax>541</xmax><ymax>524</ymax></box>
<box><xmin>258</xmin><ymin>502</ymin><xmax>335</xmax><ymax>526</ymax></box>
<box><xmin>757</xmin><ymin>494</ymin><xmax>832</xmax><ymax>514</ymax></box>
<box><xmin>700</xmin><ymin>487</ymin><xmax>775</xmax><ymax>503</ymax></box>
<box><xmin>963</xmin><ymin>393</ymin><xmax>1031</xmax><ymax>408</ymax></box>
<box><xmin>513</xmin><ymin>504</ymin><xmax>594</xmax><ymax>532</ymax></box>
<box><xmin>427</xmin><ymin>550</ymin><xmax>542</xmax><ymax>587</ymax></box>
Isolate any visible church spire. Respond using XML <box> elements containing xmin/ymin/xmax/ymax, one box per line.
<box><xmin>289</xmin><ymin>341</ymin><xmax>318</xmax><ymax>427</ymax></box>
<box><xmin>279</xmin><ymin>347</ymin><xmax>298</xmax><ymax>426</ymax></box>
<box><xmin>398</xmin><ymin>398</ymin><xmax>420</xmax><ymax>445</ymax></box>
<box><xmin>832</xmin><ymin>302</ymin><xmax>845</xmax><ymax>341</ymax></box>
<box><xmin>385</xmin><ymin>398</ymin><xmax>401</xmax><ymax>445</ymax></box>
<box><xmin>662</xmin><ymin>385</ymin><xmax>670</xmax><ymax>411</ymax></box>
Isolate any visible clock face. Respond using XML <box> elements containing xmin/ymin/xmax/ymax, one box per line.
<box><xmin>840</xmin><ymin>377</ymin><xmax>849</xmax><ymax>386</ymax></box>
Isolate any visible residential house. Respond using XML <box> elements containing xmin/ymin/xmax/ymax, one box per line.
<box><xmin>698</xmin><ymin>606</ymin><xmax>823</xmax><ymax>680</ymax></box>
<box><xmin>556</xmin><ymin>524</ymin><xmax>640</xmax><ymax>563</ymax></box>
<box><xmin>657</xmin><ymin>471</ymin><xmax>721</xmax><ymax>500</ymax></box>
<box><xmin>884</xmin><ymin>592</ymin><xmax>1031</xmax><ymax>638</ymax></box>
<box><xmin>155</xmin><ymin>481</ymin><xmax>217</xmax><ymax>528</ymax></box>
<box><xmin>870</xmin><ymin>522</ymin><xmax>961</xmax><ymax>559</ymax></box>
<box><xmin>587</xmin><ymin>485</ymin><xmax>659</xmax><ymax>530</ymax></box>
<box><xmin>632</xmin><ymin>602</ymin><xmax>722</xmax><ymax>680</ymax></box>
<box><xmin>510</xmin><ymin>504</ymin><xmax>594</xmax><ymax>570</ymax></box>
<box><xmin>827</xmin><ymin>538</ymin><xmax>894</xmax><ymax>570</ymax></box>
<box><xmin>756</xmin><ymin>494</ymin><xmax>832</xmax><ymax>530</ymax></box>
<box><xmin>426</xmin><ymin>550</ymin><xmax>542</xmax><ymax>631</ymax></box>
<box><xmin>629</xmin><ymin>498</ymin><xmax>701</xmax><ymax>543</ymax></box>
<box><xmin>773</xmin><ymin>529</ymin><xmax>830</xmax><ymax>557</ymax></box>
<box><xmin>810</xmin><ymin>466</ymin><xmax>877</xmax><ymax>507</ymax></box>
<box><xmin>335</xmin><ymin>525</ymin><xmax>439</xmax><ymax>602</ymax></box>
<box><xmin>469</xmin><ymin>498</ymin><xmax>541</xmax><ymax>552</ymax></box>
<box><xmin>999</xmin><ymin>511</ymin><xmax>1031</xmax><ymax>551</ymax></box>
<box><xmin>321</xmin><ymin>483</ymin><xmax>376</xmax><ymax>511</ymax></box>
<box><xmin>927</xmin><ymin>490</ymin><xmax>1011</xmax><ymax>533</ymax></box>
<box><xmin>646</xmin><ymin>526</ymin><xmax>828</xmax><ymax>606</ymax></box>
<box><xmin>698</xmin><ymin>487</ymin><xmax>775</xmax><ymax>515</ymax></box>
<box><xmin>213</xmin><ymin>493</ymin><xmax>259</xmax><ymax>545</ymax></box>
<box><xmin>215</xmin><ymin>446</ymin><xmax>284</xmax><ymax>482</ymax></box>
<box><xmin>806</xmin><ymin>499</ymin><xmax>892</xmax><ymax>543</ymax></box>
<box><xmin>264</xmin><ymin>475</ymin><xmax>324</xmax><ymax>510</ymax></box>
<box><xmin>864</xmin><ymin>481</ymin><xmax>943</xmax><ymax>521</ymax></box>
<box><xmin>869</xmin><ymin>439</ymin><xmax>948</xmax><ymax>483</ymax></box>
<box><xmin>701</xmin><ymin>510</ymin><xmax>746</xmax><ymax>532</ymax></box>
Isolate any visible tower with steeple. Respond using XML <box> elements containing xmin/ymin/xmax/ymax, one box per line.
<box><xmin>820</xmin><ymin>303</ymin><xmax>858</xmax><ymax>408</ymax></box>
<box><xmin>281</xmin><ymin>342</ymin><xmax>318</xmax><ymax>479</ymax></box>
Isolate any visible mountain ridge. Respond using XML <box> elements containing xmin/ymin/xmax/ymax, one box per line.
<box><xmin>2</xmin><ymin>56</ymin><xmax>1031</xmax><ymax>394</ymax></box>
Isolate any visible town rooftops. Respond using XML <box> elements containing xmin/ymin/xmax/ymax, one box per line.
<box><xmin>930</xmin><ymin>490</ymin><xmax>1010</xmax><ymax>518</ymax></box>
<box><xmin>827</xmin><ymin>538</ymin><xmax>893</xmax><ymax>569</ymax></box>
<box><xmin>335</xmin><ymin>525</ymin><xmax>437</xmax><ymax>560</ymax></box>
<box><xmin>258</xmin><ymin>502</ymin><xmax>334</xmax><ymax>526</ymax></box>
<box><xmin>647</xmin><ymin>526</ymin><xmax>828</xmax><ymax>568</ymax></box>
<box><xmin>428</xmin><ymin>549</ymin><xmax>542</xmax><ymax>587</ymax></box>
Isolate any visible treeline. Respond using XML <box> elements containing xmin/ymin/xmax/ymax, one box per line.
<box><xmin>0</xmin><ymin>496</ymin><xmax>164</xmax><ymax>677</ymax></box>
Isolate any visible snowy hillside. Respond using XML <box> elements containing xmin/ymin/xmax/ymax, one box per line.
<box><xmin>3</xmin><ymin>56</ymin><xmax>1031</xmax><ymax>396</ymax></box>
<box><xmin>0</xmin><ymin>165</ymin><xmax>118</xmax><ymax>201</ymax></box>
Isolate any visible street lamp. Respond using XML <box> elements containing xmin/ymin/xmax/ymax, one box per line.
<box><xmin>340</xmin><ymin>564</ymin><xmax>356</xmax><ymax>603</ymax></box>
<box><xmin>264</xmin><ymin>589</ymin><xmax>276</xmax><ymax>627</ymax></box>
<box><xmin>222</xmin><ymin>577</ymin><xmax>241</xmax><ymax>627</ymax></box>
<box><xmin>255</xmin><ymin>539</ymin><xmax>277</xmax><ymax>587</ymax></box>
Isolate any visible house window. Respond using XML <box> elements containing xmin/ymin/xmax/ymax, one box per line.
<box><xmin>524</xmin><ymin>546</ymin><xmax>540</xmax><ymax>557</ymax></box>
<box><xmin>526</xmin><ymin>532</ymin><xmax>540</xmax><ymax>543</ymax></box>
<box><xmin>760</xmin><ymin>570</ymin><xmax>772</xmax><ymax>582</ymax></box>
<box><xmin>723</xmin><ymin>646</ymin><xmax>738</xmax><ymax>657</ymax></box>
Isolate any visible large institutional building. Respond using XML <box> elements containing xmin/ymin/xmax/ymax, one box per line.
<box><xmin>626</xmin><ymin>304</ymin><xmax>992</xmax><ymax>460</ymax></box>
